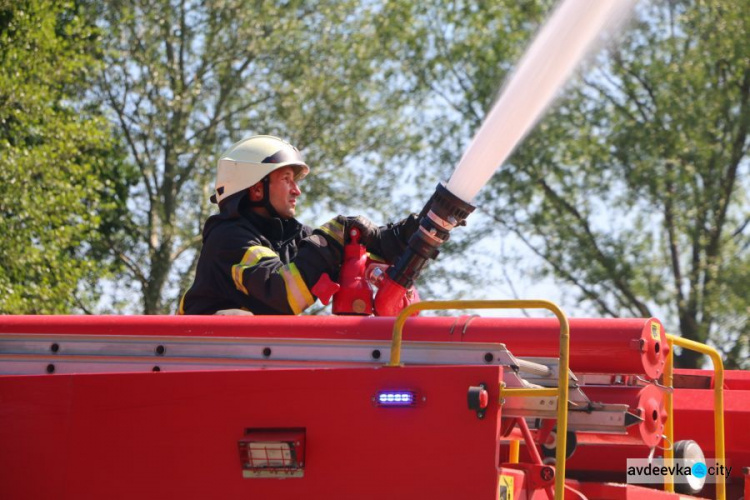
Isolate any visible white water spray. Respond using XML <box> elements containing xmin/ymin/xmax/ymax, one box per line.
<box><xmin>446</xmin><ymin>0</ymin><xmax>636</xmax><ymax>203</ymax></box>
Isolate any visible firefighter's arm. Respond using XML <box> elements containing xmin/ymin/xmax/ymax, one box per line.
<box><xmin>321</xmin><ymin>214</ymin><xmax>419</xmax><ymax>263</ymax></box>
<box><xmin>323</xmin><ymin>214</ymin><xmax>419</xmax><ymax>263</ymax></box>
<box><xmin>224</xmin><ymin>227</ymin><xmax>344</xmax><ymax>315</ymax></box>
<box><xmin>374</xmin><ymin>213</ymin><xmax>419</xmax><ymax>262</ymax></box>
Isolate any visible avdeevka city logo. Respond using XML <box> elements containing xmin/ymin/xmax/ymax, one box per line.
<box><xmin>626</xmin><ymin>458</ymin><xmax>732</xmax><ymax>486</ymax></box>
<box><xmin>691</xmin><ymin>462</ymin><xmax>707</xmax><ymax>479</ymax></box>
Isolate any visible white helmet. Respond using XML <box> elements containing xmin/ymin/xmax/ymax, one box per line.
<box><xmin>212</xmin><ymin>135</ymin><xmax>309</xmax><ymax>204</ymax></box>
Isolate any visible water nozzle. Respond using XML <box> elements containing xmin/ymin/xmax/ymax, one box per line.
<box><xmin>374</xmin><ymin>183</ymin><xmax>475</xmax><ymax>315</ymax></box>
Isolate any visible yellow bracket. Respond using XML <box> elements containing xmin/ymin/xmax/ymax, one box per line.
<box><xmin>509</xmin><ymin>439</ymin><xmax>520</xmax><ymax>464</ymax></box>
<box><xmin>501</xmin><ymin>387</ymin><xmax>559</xmax><ymax>397</ymax></box>
<box><xmin>389</xmin><ymin>299</ymin><xmax>570</xmax><ymax>500</ymax></box>
<box><xmin>663</xmin><ymin>335</ymin><xmax>726</xmax><ymax>500</ymax></box>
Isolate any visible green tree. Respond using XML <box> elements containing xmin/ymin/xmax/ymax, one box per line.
<box><xmin>94</xmin><ymin>0</ymin><xmax>423</xmax><ymax>314</ymax></box>
<box><xmin>390</xmin><ymin>0</ymin><xmax>750</xmax><ymax>367</ymax></box>
<box><xmin>0</xmin><ymin>0</ymin><xmax>131</xmax><ymax>313</ymax></box>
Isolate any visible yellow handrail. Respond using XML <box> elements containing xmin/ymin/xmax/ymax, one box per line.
<box><xmin>389</xmin><ymin>299</ymin><xmax>570</xmax><ymax>499</ymax></box>
<box><xmin>664</xmin><ymin>335</ymin><xmax>726</xmax><ymax>500</ymax></box>
<box><xmin>664</xmin><ymin>338</ymin><xmax>675</xmax><ymax>493</ymax></box>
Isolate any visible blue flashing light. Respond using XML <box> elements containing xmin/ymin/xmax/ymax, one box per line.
<box><xmin>376</xmin><ymin>391</ymin><xmax>416</xmax><ymax>406</ymax></box>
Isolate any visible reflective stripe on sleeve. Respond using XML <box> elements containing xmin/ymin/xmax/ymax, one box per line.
<box><xmin>232</xmin><ymin>246</ymin><xmax>279</xmax><ymax>295</ymax></box>
<box><xmin>319</xmin><ymin>218</ymin><xmax>345</xmax><ymax>246</ymax></box>
<box><xmin>278</xmin><ymin>263</ymin><xmax>315</xmax><ymax>315</ymax></box>
<box><xmin>367</xmin><ymin>252</ymin><xmax>386</xmax><ymax>263</ymax></box>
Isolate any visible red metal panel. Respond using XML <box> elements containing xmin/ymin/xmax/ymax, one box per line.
<box><xmin>671</xmin><ymin>387</ymin><xmax>750</xmax><ymax>479</ymax></box>
<box><xmin>575</xmin><ymin>481</ymin><xmax>691</xmax><ymax>499</ymax></box>
<box><xmin>0</xmin><ymin>315</ymin><xmax>668</xmax><ymax>377</ymax></box>
<box><xmin>0</xmin><ymin>365</ymin><xmax>503</xmax><ymax>500</ymax></box>
<box><xmin>497</xmin><ymin>465</ymin><xmax>553</xmax><ymax>499</ymax></box>
<box><xmin>555</xmin><ymin>384</ymin><xmax>750</xmax><ymax>497</ymax></box>
<box><xmin>675</xmin><ymin>368</ymin><xmax>750</xmax><ymax>391</ymax></box>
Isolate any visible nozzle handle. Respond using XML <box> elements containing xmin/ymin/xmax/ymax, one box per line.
<box><xmin>348</xmin><ymin>227</ymin><xmax>360</xmax><ymax>244</ymax></box>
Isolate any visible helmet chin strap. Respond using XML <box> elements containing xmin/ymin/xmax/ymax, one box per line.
<box><xmin>248</xmin><ymin>176</ymin><xmax>282</xmax><ymax>219</ymax></box>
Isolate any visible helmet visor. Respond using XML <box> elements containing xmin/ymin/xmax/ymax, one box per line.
<box><xmin>262</xmin><ymin>148</ymin><xmax>309</xmax><ymax>180</ymax></box>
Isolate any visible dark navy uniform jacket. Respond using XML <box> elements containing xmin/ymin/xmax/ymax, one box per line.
<box><xmin>180</xmin><ymin>195</ymin><xmax>345</xmax><ymax>315</ymax></box>
<box><xmin>180</xmin><ymin>194</ymin><xmax>413</xmax><ymax>315</ymax></box>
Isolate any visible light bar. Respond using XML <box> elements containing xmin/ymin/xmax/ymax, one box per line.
<box><xmin>376</xmin><ymin>391</ymin><xmax>416</xmax><ymax>406</ymax></box>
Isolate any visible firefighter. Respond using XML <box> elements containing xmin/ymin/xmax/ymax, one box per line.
<box><xmin>179</xmin><ymin>135</ymin><xmax>418</xmax><ymax>315</ymax></box>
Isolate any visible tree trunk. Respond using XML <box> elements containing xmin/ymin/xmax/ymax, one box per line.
<box><xmin>142</xmin><ymin>243</ymin><xmax>173</xmax><ymax>314</ymax></box>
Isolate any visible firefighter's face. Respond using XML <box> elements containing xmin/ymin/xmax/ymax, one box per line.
<box><xmin>267</xmin><ymin>166</ymin><xmax>301</xmax><ymax>219</ymax></box>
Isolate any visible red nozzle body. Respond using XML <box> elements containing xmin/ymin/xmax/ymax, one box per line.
<box><xmin>373</xmin><ymin>274</ymin><xmax>409</xmax><ymax>316</ymax></box>
<box><xmin>332</xmin><ymin>228</ymin><xmax>373</xmax><ymax>315</ymax></box>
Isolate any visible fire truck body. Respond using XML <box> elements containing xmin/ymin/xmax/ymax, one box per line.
<box><xmin>0</xmin><ymin>314</ymin><xmax>748</xmax><ymax>499</ymax></box>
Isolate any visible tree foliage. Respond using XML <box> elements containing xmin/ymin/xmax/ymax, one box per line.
<box><xmin>388</xmin><ymin>0</ymin><xmax>750</xmax><ymax>367</ymax></box>
<box><xmin>93</xmin><ymin>0</ymin><xmax>423</xmax><ymax>314</ymax></box>
<box><xmin>0</xmin><ymin>0</ymin><xmax>131</xmax><ymax>313</ymax></box>
<box><xmin>369</xmin><ymin>0</ymin><xmax>553</xmax><ymax>304</ymax></box>
<box><xmin>4</xmin><ymin>0</ymin><xmax>748</xmax><ymax>371</ymax></box>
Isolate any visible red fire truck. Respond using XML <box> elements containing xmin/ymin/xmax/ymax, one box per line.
<box><xmin>1</xmin><ymin>301</ymin><xmax>748</xmax><ymax>499</ymax></box>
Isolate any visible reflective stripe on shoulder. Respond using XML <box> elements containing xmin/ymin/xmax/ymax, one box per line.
<box><xmin>319</xmin><ymin>218</ymin><xmax>344</xmax><ymax>246</ymax></box>
<box><xmin>177</xmin><ymin>292</ymin><xmax>186</xmax><ymax>315</ymax></box>
<box><xmin>278</xmin><ymin>263</ymin><xmax>315</xmax><ymax>315</ymax></box>
<box><xmin>232</xmin><ymin>246</ymin><xmax>278</xmax><ymax>295</ymax></box>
